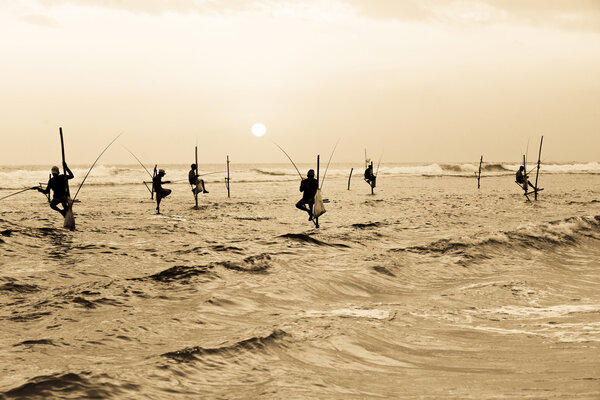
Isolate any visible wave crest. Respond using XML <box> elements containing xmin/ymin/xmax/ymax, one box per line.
<box><xmin>162</xmin><ymin>329</ymin><xmax>288</xmax><ymax>363</ymax></box>
<box><xmin>396</xmin><ymin>215</ymin><xmax>600</xmax><ymax>264</ymax></box>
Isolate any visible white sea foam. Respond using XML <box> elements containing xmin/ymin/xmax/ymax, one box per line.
<box><xmin>304</xmin><ymin>308</ymin><xmax>391</xmax><ymax>320</ymax></box>
<box><xmin>473</xmin><ymin>304</ymin><xmax>600</xmax><ymax>319</ymax></box>
<box><xmin>0</xmin><ymin>161</ymin><xmax>598</xmax><ymax>189</ymax></box>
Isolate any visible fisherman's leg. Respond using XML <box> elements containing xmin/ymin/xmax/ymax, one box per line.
<box><xmin>50</xmin><ymin>198</ymin><xmax>66</xmax><ymax>217</ymax></box>
<box><xmin>61</xmin><ymin>199</ymin><xmax>70</xmax><ymax>213</ymax></box>
<box><xmin>296</xmin><ymin>199</ymin><xmax>307</xmax><ymax>211</ymax></box>
<box><xmin>296</xmin><ymin>199</ymin><xmax>311</xmax><ymax>218</ymax></box>
<box><xmin>199</xmin><ymin>179</ymin><xmax>208</xmax><ymax>193</ymax></box>
<box><xmin>156</xmin><ymin>195</ymin><xmax>162</xmax><ymax>214</ymax></box>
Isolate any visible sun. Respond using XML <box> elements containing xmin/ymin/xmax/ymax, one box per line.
<box><xmin>252</xmin><ymin>123</ymin><xmax>266</xmax><ymax>137</ymax></box>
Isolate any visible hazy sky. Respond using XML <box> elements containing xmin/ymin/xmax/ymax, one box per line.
<box><xmin>1</xmin><ymin>0</ymin><xmax>599</xmax><ymax>165</ymax></box>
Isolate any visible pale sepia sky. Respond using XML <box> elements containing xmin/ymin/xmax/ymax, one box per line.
<box><xmin>0</xmin><ymin>0</ymin><xmax>599</xmax><ymax>165</ymax></box>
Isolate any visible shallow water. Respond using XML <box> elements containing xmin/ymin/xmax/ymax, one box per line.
<box><xmin>1</xmin><ymin>171</ymin><xmax>599</xmax><ymax>399</ymax></box>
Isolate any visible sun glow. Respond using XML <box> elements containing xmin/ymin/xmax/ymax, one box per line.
<box><xmin>252</xmin><ymin>123</ymin><xmax>266</xmax><ymax>137</ymax></box>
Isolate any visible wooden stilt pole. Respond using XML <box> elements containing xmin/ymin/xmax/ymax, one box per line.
<box><xmin>315</xmin><ymin>155</ymin><xmax>320</xmax><ymax>228</ymax></box>
<box><xmin>59</xmin><ymin>127</ymin><xmax>70</xmax><ymax>197</ymax></box>
<box><xmin>370</xmin><ymin>161</ymin><xmax>374</xmax><ymax>195</ymax></box>
<box><xmin>194</xmin><ymin>146</ymin><xmax>199</xmax><ymax>209</ymax></box>
<box><xmin>477</xmin><ymin>155</ymin><xmax>483</xmax><ymax>189</ymax></box>
<box><xmin>522</xmin><ymin>155</ymin><xmax>530</xmax><ymax>201</ymax></box>
<box><xmin>46</xmin><ymin>174</ymin><xmax>51</xmax><ymax>202</ymax></box>
<box><xmin>534</xmin><ymin>136</ymin><xmax>543</xmax><ymax>200</ymax></box>
<box><xmin>348</xmin><ymin>168</ymin><xmax>353</xmax><ymax>190</ymax></box>
<box><xmin>151</xmin><ymin>165</ymin><xmax>157</xmax><ymax>200</ymax></box>
<box><xmin>59</xmin><ymin>127</ymin><xmax>75</xmax><ymax>229</ymax></box>
<box><xmin>226</xmin><ymin>155</ymin><xmax>230</xmax><ymax>198</ymax></box>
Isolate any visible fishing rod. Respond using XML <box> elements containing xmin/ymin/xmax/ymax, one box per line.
<box><xmin>533</xmin><ymin>136</ymin><xmax>543</xmax><ymax>200</ymax></box>
<box><xmin>527</xmin><ymin>156</ymin><xmax>547</xmax><ymax>175</ymax></box>
<box><xmin>319</xmin><ymin>139</ymin><xmax>339</xmax><ymax>190</ymax></box>
<box><xmin>73</xmin><ymin>133</ymin><xmax>122</xmax><ymax>201</ymax></box>
<box><xmin>147</xmin><ymin>171</ymin><xmax>227</xmax><ymax>184</ymax></box>
<box><xmin>198</xmin><ymin>170</ymin><xmax>226</xmax><ymax>177</ymax></box>
<box><xmin>272</xmin><ymin>141</ymin><xmax>303</xmax><ymax>180</ymax></box>
<box><xmin>0</xmin><ymin>187</ymin><xmax>35</xmax><ymax>202</ymax></box>
<box><xmin>123</xmin><ymin>146</ymin><xmax>153</xmax><ymax>179</ymax></box>
<box><xmin>525</xmin><ymin>137</ymin><xmax>530</xmax><ymax>167</ymax></box>
<box><xmin>375</xmin><ymin>152</ymin><xmax>383</xmax><ymax>176</ymax></box>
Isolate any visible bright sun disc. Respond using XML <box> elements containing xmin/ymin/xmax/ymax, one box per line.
<box><xmin>252</xmin><ymin>123</ymin><xmax>266</xmax><ymax>137</ymax></box>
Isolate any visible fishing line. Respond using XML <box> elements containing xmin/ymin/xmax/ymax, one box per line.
<box><xmin>271</xmin><ymin>141</ymin><xmax>303</xmax><ymax>180</ymax></box>
<box><xmin>123</xmin><ymin>146</ymin><xmax>153</xmax><ymax>179</ymax></box>
<box><xmin>319</xmin><ymin>139</ymin><xmax>340</xmax><ymax>190</ymax></box>
<box><xmin>0</xmin><ymin>187</ymin><xmax>34</xmax><ymax>202</ymax></box>
<box><xmin>73</xmin><ymin>133</ymin><xmax>122</xmax><ymax>201</ymax></box>
<box><xmin>163</xmin><ymin>171</ymin><xmax>227</xmax><ymax>184</ymax></box>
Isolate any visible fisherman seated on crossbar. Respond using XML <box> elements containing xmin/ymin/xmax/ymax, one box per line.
<box><xmin>153</xmin><ymin>169</ymin><xmax>172</xmax><ymax>214</ymax></box>
<box><xmin>364</xmin><ymin>164</ymin><xmax>376</xmax><ymax>188</ymax></box>
<box><xmin>188</xmin><ymin>164</ymin><xmax>208</xmax><ymax>194</ymax></box>
<box><xmin>296</xmin><ymin>169</ymin><xmax>318</xmax><ymax>221</ymax></box>
<box><xmin>36</xmin><ymin>164</ymin><xmax>74</xmax><ymax>217</ymax></box>
<box><xmin>516</xmin><ymin>166</ymin><xmax>535</xmax><ymax>191</ymax></box>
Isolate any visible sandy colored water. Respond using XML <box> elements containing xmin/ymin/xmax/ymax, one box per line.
<box><xmin>1</xmin><ymin>172</ymin><xmax>599</xmax><ymax>399</ymax></box>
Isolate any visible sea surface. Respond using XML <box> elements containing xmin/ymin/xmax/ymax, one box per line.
<box><xmin>1</xmin><ymin>162</ymin><xmax>599</xmax><ymax>399</ymax></box>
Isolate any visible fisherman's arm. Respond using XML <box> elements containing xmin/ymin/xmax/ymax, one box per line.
<box><xmin>37</xmin><ymin>178</ymin><xmax>51</xmax><ymax>194</ymax></box>
<box><xmin>36</xmin><ymin>186</ymin><xmax>50</xmax><ymax>194</ymax></box>
<box><xmin>64</xmin><ymin>163</ymin><xmax>74</xmax><ymax>179</ymax></box>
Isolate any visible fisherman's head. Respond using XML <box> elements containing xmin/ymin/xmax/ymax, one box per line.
<box><xmin>158</xmin><ymin>169</ymin><xmax>166</xmax><ymax>176</ymax></box>
<box><xmin>307</xmin><ymin>169</ymin><xmax>315</xmax><ymax>178</ymax></box>
<box><xmin>51</xmin><ymin>166</ymin><xmax>60</xmax><ymax>176</ymax></box>
<box><xmin>191</xmin><ymin>164</ymin><xmax>196</xmax><ymax>170</ymax></box>
<box><xmin>519</xmin><ymin>166</ymin><xmax>524</xmax><ymax>171</ymax></box>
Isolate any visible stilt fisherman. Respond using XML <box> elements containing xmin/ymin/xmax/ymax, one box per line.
<box><xmin>153</xmin><ymin>169</ymin><xmax>172</xmax><ymax>214</ymax></box>
<box><xmin>188</xmin><ymin>164</ymin><xmax>209</xmax><ymax>195</ymax></box>
<box><xmin>36</xmin><ymin>163</ymin><xmax>74</xmax><ymax>217</ymax></box>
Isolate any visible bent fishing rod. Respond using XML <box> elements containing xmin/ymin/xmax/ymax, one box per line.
<box><xmin>271</xmin><ymin>141</ymin><xmax>303</xmax><ymax>180</ymax></box>
<box><xmin>375</xmin><ymin>152</ymin><xmax>383</xmax><ymax>177</ymax></box>
<box><xmin>123</xmin><ymin>146</ymin><xmax>153</xmax><ymax>179</ymax></box>
<box><xmin>72</xmin><ymin>133</ymin><xmax>122</xmax><ymax>202</ymax></box>
<box><xmin>0</xmin><ymin>187</ymin><xmax>36</xmax><ymax>202</ymax></box>
<box><xmin>319</xmin><ymin>139</ymin><xmax>340</xmax><ymax>190</ymax></box>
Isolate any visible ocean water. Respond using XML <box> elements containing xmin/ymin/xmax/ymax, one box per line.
<box><xmin>1</xmin><ymin>163</ymin><xmax>599</xmax><ymax>399</ymax></box>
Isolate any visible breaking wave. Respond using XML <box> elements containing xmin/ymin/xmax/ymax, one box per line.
<box><xmin>1</xmin><ymin>372</ymin><xmax>131</xmax><ymax>399</ymax></box>
<box><xmin>1</xmin><ymin>161</ymin><xmax>599</xmax><ymax>189</ymax></box>
<box><xmin>162</xmin><ymin>329</ymin><xmax>288</xmax><ymax>363</ymax></box>
<box><xmin>134</xmin><ymin>265</ymin><xmax>217</xmax><ymax>283</ymax></box>
<box><xmin>279</xmin><ymin>233</ymin><xmax>350</xmax><ymax>248</ymax></box>
<box><xmin>396</xmin><ymin>215</ymin><xmax>600</xmax><ymax>264</ymax></box>
<box><xmin>215</xmin><ymin>254</ymin><xmax>272</xmax><ymax>274</ymax></box>
<box><xmin>251</xmin><ymin>168</ymin><xmax>288</xmax><ymax>176</ymax></box>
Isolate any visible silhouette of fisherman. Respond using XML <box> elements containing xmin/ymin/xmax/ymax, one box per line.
<box><xmin>296</xmin><ymin>169</ymin><xmax>318</xmax><ymax>221</ymax></box>
<box><xmin>36</xmin><ymin>164</ymin><xmax>74</xmax><ymax>217</ymax></box>
<box><xmin>516</xmin><ymin>166</ymin><xmax>535</xmax><ymax>191</ymax></box>
<box><xmin>153</xmin><ymin>169</ymin><xmax>171</xmax><ymax>214</ymax></box>
<box><xmin>188</xmin><ymin>164</ymin><xmax>209</xmax><ymax>195</ymax></box>
<box><xmin>364</xmin><ymin>163</ymin><xmax>376</xmax><ymax>188</ymax></box>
